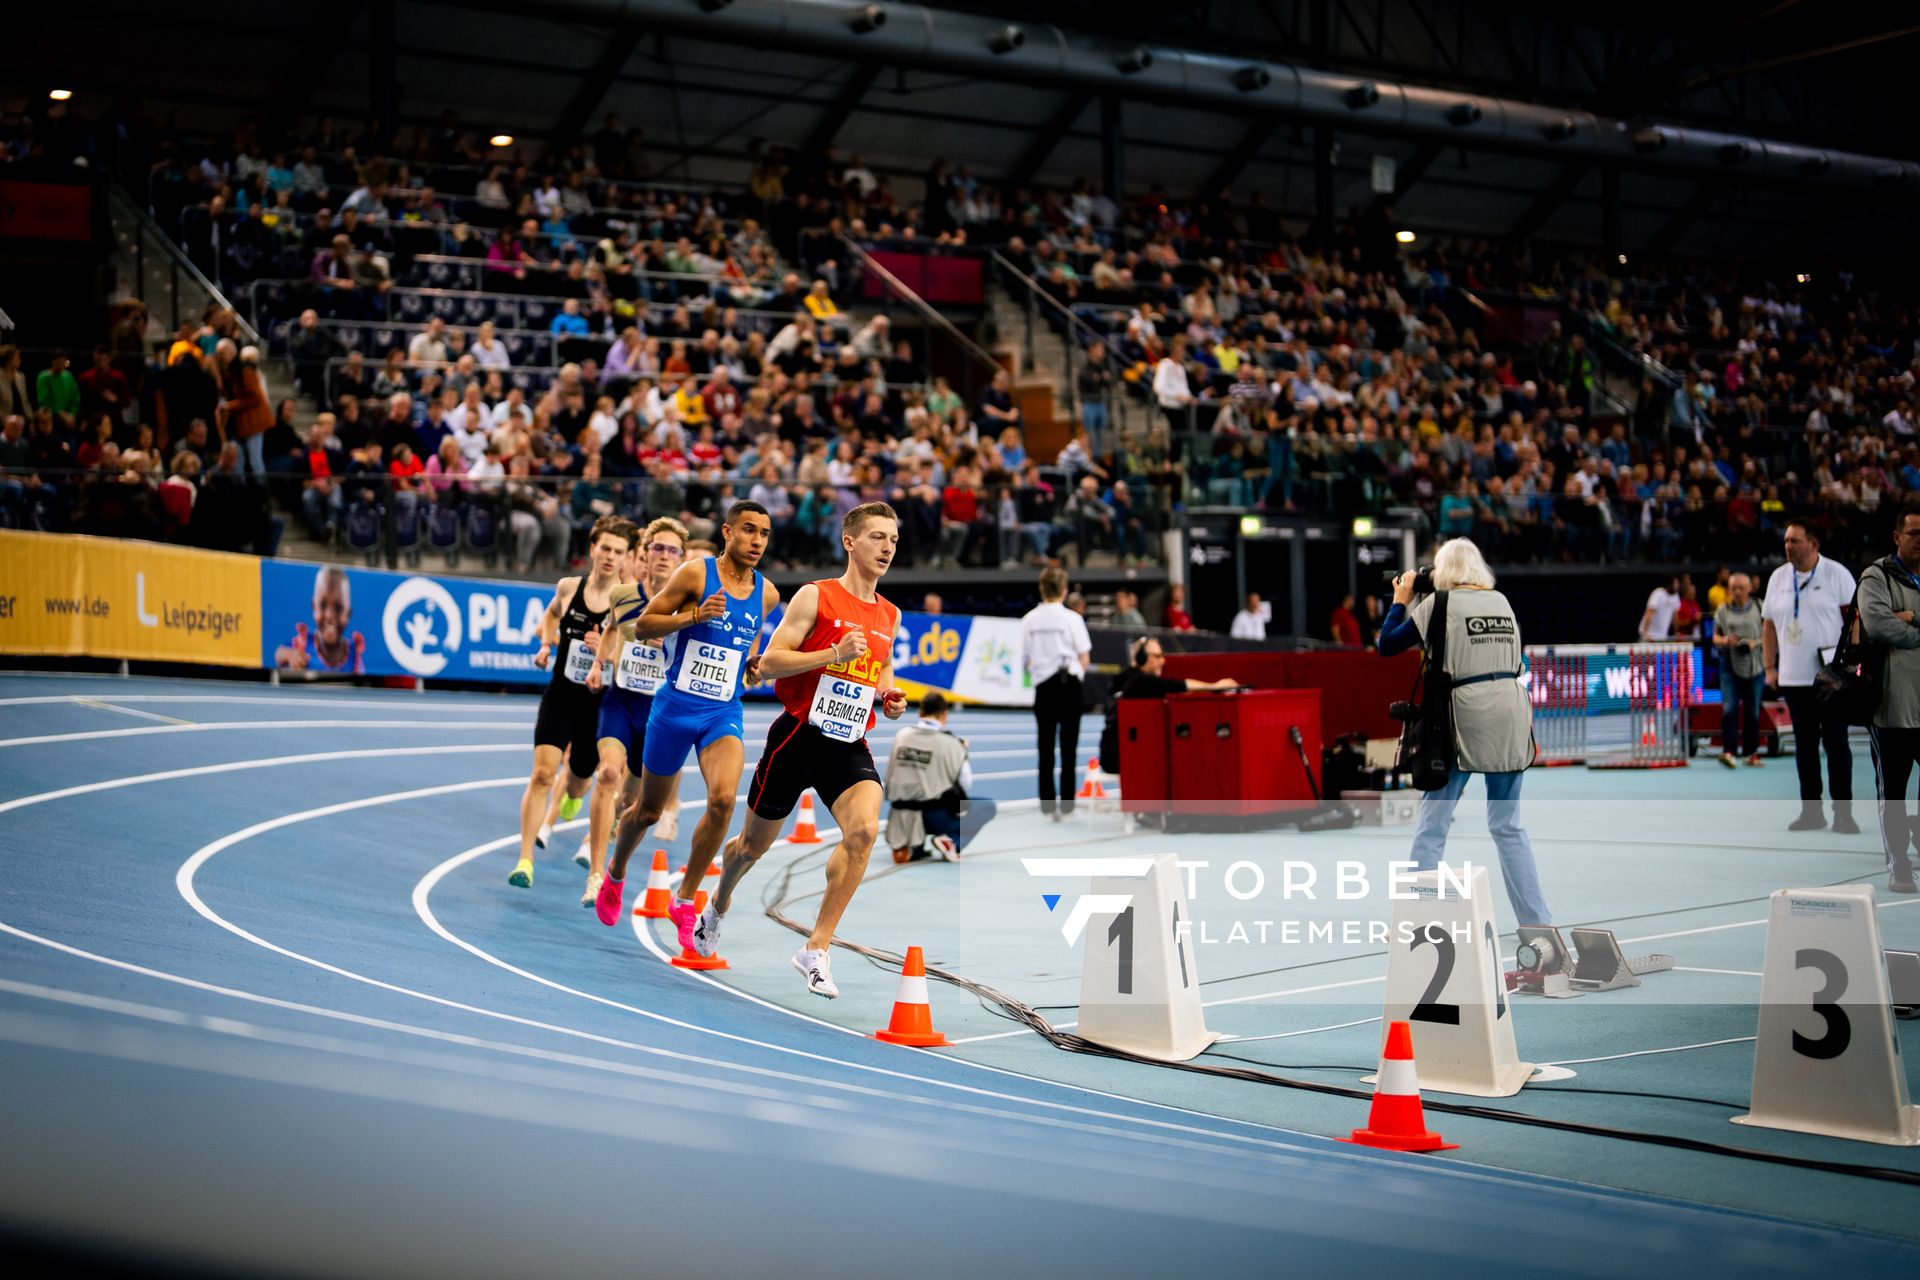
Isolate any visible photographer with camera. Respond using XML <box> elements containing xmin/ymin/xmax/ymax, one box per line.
<box><xmin>1379</xmin><ymin>538</ymin><xmax>1552</xmax><ymax>927</ymax></box>
<box><xmin>1713</xmin><ymin>573</ymin><xmax>1766</xmax><ymax>768</ymax></box>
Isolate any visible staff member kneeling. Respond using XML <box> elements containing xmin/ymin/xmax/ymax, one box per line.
<box><xmin>886</xmin><ymin>693</ymin><xmax>997</xmax><ymax>862</ymax></box>
<box><xmin>1379</xmin><ymin>538</ymin><xmax>1552</xmax><ymax>926</ymax></box>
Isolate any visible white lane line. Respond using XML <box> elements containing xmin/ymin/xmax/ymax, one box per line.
<box><xmin>0</xmin><ymin>720</ymin><xmax>538</xmax><ymax>749</ymax></box>
<box><xmin>407</xmin><ymin>808</ymin><xmax>1395</xmax><ymax>1156</ymax></box>
<box><xmin>0</xmin><ymin>744</ymin><xmax>524</xmax><ymax>817</ymax></box>
<box><xmin>1543</xmin><ymin>1037</ymin><xmax>1756</xmax><ymax>1067</ymax></box>
<box><xmin>1213</xmin><ymin>1017</ymin><xmax>1383</xmax><ymax>1045</ymax></box>
<box><xmin>1675</xmin><ymin>966</ymin><xmax>1764</xmax><ymax>978</ymax></box>
<box><xmin>55</xmin><ymin>753</ymin><xmax>1340</xmax><ymax>1162</ymax></box>
<box><xmin>75</xmin><ymin>698</ymin><xmax>193</xmax><ymax>725</ymax></box>
<box><xmin>1203</xmin><ymin>975</ymin><xmax>1387</xmax><ymax>1007</ymax></box>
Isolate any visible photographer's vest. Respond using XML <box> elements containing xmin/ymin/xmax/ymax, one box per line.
<box><xmin>1412</xmin><ymin>588</ymin><xmax>1533</xmax><ymax>773</ymax></box>
<box><xmin>884</xmin><ymin>722</ymin><xmax>970</xmax><ymax>849</ymax></box>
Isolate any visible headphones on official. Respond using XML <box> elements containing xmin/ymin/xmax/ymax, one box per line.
<box><xmin>1131</xmin><ymin>637</ymin><xmax>1154</xmax><ymax>667</ymax></box>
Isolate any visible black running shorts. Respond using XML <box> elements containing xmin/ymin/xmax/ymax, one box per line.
<box><xmin>534</xmin><ymin>686</ymin><xmax>601</xmax><ymax>779</ymax></box>
<box><xmin>748</xmin><ymin>711</ymin><xmax>881</xmax><ymax>821</ymax></box>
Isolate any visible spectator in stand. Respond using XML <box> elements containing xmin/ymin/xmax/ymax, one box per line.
<box><xmin>217</xmin><ymin>342</ymin><xmax>274</xmax><ymax>481</ymax></box>
<box><xmin>0</xmin><ymin>347</ymin><xmax>29</xmax><ymax>424</ymax></box>
<box><xmin>1330</xmin><ymin>593</ymin><xmax>1363</xmax><ymax>646</ymax></box>
<box><xmin>977</xmin><ymin>368</ymin><xmax>1021</xmax><ymax>435</ymax></box>
<box><xmin>1153</xmin><ymin>335</ymin><xmax>1195</xmax><ymax>433</ymax></box>
<box><xmin>408</xmin><ymin>316</ymin><xmax>451</xmax><ymax>368</ymax></box>
<box><xmin>78</xmin><ymin>346</ymin><xmax>131</xmax><ymax>430</ymax></box>
<box><xmin>36</xmin><ymin>351</ymin><xmax>79</xmax><ymax>432</ymax></box>
<box><xmin>1163</xmin><ymin>583</ymin><xmax>1196</xmax><ymax>631</ymax></box>
<box><xmin>1077</xmin><ymin>340</ymin><xmax>1116</xmax><ymax>442</ymax></box>
<box><xmin>1763</xmin><ymin>520</ymin><xmax>1857</xmax><ymax>833</ymax></box>
<box><xmin>470</xmin><ymin>321</ymin><xmax>511</xmax><ymax>371</ymax></box>
<box><xmin>1230</xmin><ymin>592</ymin><xmax>1267</xmax><ymax>641</ymax></box>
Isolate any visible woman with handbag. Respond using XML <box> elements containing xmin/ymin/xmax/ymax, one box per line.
<box><xmin>1378</xmin><ymin>538</ymin><xmax>1552</xmax><ymax>927</ymax></box>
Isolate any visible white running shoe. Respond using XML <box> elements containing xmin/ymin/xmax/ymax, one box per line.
<box><xmin>791</xmin><ymin>947</ymin><xmax>838</xmax><ymax>998</ymax></box>
<box><xmin>930</xmin><ymin>834</ymin><xmax>960</xmax><ymax>862</ymax></box>
<box><xmin>693</xmin><ymin>901</ymin><xmax>723</xmax><ymax>958</ymax></box>
<box><xmin>580</xmin><ymin>872</ymin><xmax>603</xmax><ymax>907</ymax></box>
<box><xmin>536</xmin><ymin>822</ymin><xmax>553</xmax><ymax>850</ymax></box>
<box><xmin>573</xmin><ymin>835</ymin><xmax>592</xmax><ymax>868</ymax></box>
<box><xmin>656</xmin><ymin>804</ymin><xmax>680</xmax><ymax>842</ymax></box>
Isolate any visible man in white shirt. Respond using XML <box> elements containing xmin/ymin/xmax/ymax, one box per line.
<box><xmin>408</xmin><ymin>316</ymin><xmax>450</xmax><ymax>368</ymax></box>
<box><xmin>1021</xmin><ymin>566</ymin><xmax>1093</xmax><ymax>820</ymax></box>
<box><xmin>1229</xmin><ymin>592</ymin><xmax>1268</xmax><ymax>641</ymax></box>
<box><xmin>1762</xmin><ymin>520</ymin><xmax>1858</xmax><ymax>832</ymax></box>
<box><xmin>1639</xmin><ymin>576</ymin><xmax>1680</xmax><ymax>641</ymax></box>
<box><xmin>1153</xmin><ymin>336</ymin><xmax>1195</xmax><ymax>433</ymax></box>
<box><xmin>470</xmin><ymin>320</ymin><xmax>511</xmax><ymax>371</ymax></box>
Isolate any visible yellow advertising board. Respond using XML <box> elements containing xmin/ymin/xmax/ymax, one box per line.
<box><xmin>0</xmin><ymin>530</ymin><xmax>261</xmax><ymax>667</ymax></box>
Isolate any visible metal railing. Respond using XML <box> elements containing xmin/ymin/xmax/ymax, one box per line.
<box><xmin>110</xmin><ymin>182</ymin><xmax>259</xmax><ymax>345</ymax></box>
<box><xmin>836</xmin><ymin>234</ymin><xmax>1000</xmax><ymax>402</ymax></box>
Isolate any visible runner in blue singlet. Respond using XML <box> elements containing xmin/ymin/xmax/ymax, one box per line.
<box><xmin>595</xmin><ymin>502</ymin><xmax>780</xmax><ymax>948</ymax></box>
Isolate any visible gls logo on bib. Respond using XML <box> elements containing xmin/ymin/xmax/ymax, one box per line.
<box><xmin>382</xmin><ymin>577</ymin><xmax>463</xmax><ymax>676</ymax></box>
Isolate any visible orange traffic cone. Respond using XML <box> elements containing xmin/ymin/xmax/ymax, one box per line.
<box><xmin>872</xmin><ymin>945</ymin><xmax>949</xmax><ymax>1046</ymax></box>
<box><xmin>670</xmin><ymin>890</ymin><xmax>728</xmax><ymax>971</ymax></box>
<box><xmin>1076</xmin><ymin>757</ymin><xmax>1108</xmax><ymax>800</ymax></box>
<box><xmin>1341</xmin><ymin>1021</ymin><xmax>1457</xmax><ymax>1152</ymax></box>
<box><xmin>789</xmin><ymin>792</ymin><xmax>823</xmax><ymax>844</ymax></box>
<box><xmin>633</xmin><ymin>850</ymin><xmax>673</xmax><ymax>918</ymax></box>
<box><xmin>675</xmin><ymin>857</ymin><xmax>722</xmax><ymax>877</ymax></box>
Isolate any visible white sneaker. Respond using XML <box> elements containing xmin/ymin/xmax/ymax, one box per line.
<box><xmin>693</xmin><ymin>901</ymin><xmax>724</xmax><ymax>957</ymax></box>
<box><xmin>791</xmin><ymin>947</ymin><xmax>838</xmax><ymax>998</ymax></box>
<box><xmin>535</xmin><ymin>822</ymin><xmax>553</xmax><ymax>849</ymax></box>
<box><xmin>930</xmin><ymin>834</ymin><xmax>960</xmax><ymax>862</ymax></box>
<box><xmin>656</xmin><ymin>804</ymin><xmax>680</xmax><ymax>842</ymax></box>
<box><xmin>580</xmin><ymin>872</ymin><xmax>603</xmax><ymax>908</ymax></box>
<box><xmin>573</xmin><ymin>835</ymin><xmax>592</xmax><ymax>868</ymax></box>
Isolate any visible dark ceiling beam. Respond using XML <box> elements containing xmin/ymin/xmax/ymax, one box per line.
<box><xmin>1391</xmin><ymin>140</ymin><xmax>1443</xmax><ymax>200</ymax></box>
<box><xmin>1508</xmin><ymin>161</ymin><xmax>1593</xmax><ymax>240</ymax></box>
<box><xmin>1007</xmin><ymin>90</ymin><xmax>1093</xmax><ymax>189</ymax></box>
<box><xmin>801</xmin><ymin>62</ymin><xmax>882</xmax><ymax>157</ymax></box>
<box><xmin>1642</xmin><ymin>179</ymin><xmax>1728</xmax><ymax>256</ymax></box>
<box><xmin>1205</xmin><ymin>114</ymin><xmax>1282</xmax><ymax>195</ymax></box>
<box><xmin>550</xmin><ymin>23</ymin><xmax>645</xmax><ymax>149</ymax></box>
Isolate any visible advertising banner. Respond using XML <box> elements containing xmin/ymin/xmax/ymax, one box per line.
<box><xmin>890</xmin><ymin>611</ymin><xmax>1032</xmax><ymax>708</ymax></box>
<box><xmin>260</xmin><ymin>560</ymin><xmax>554</xmax><ymax>682</ymax></box>
<box><xmin>0</xmin><ymin>530</ymin><xmax>260</xmax><ymax>667</ymax></box>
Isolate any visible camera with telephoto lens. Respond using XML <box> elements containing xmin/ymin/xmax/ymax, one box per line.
<box><xmin>1385</xmin><ymin>566</ymin><xmax>1435</xmax><ymax>596</ymax></box>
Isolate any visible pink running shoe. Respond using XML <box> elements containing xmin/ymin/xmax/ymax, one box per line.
<box><xmin>594</xmin><ymin>874</ymin><xmax>625</xmax><ymax>927</ymax></box>
<box><xmin>667</xmin><ymin>897</ymin><xmax>700</xmax><ymax>952</ymax></box>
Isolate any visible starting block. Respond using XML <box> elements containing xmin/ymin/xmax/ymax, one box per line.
<box><xmin>1510</xmin><ymin>926</ymin><xmax>1674</xmax><ymax>998</ymax></box>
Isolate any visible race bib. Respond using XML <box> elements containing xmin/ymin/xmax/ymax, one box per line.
<box><xmin>673</xmin><ymin>640</ymin><xmax>742</xmax><ymax>701</ymax></box>
<box><xmin>562</xmin><ymin>637</ymin><xmax>596</xmax><ymax>685</ymax></box>
<box><xmin>809</xmin><ymin>676</ymin><xmax>876</xmax><ymax>743</ymax></box>
<box><xmin>615</xmin><ymin>640</ymin><xmax>667</xmax><ymax>696</ymax></box>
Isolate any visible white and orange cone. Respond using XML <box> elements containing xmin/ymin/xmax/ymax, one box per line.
<box><xmin>789</xmin><ymin>792</ymin><xmax>823</xmax><ymax>844</ymax></box>
<box><xmin>633</xmin><ymin>850</ymin><xmax>673</xmax><ymax>918</ymax></box>
<box><xmin>872</xmin><ymin>945</ymin><xmax>949</xmax><ymax>1047</ymax></box>
<box><xmin>1076</xmin><ymin>757</ymin><xmax>1108</xmax><ymax>800</ymax></box>
<box><xmin>1341</xmin><ymin>1020</ymin><xmax>1457</xmax><ymax>1152</ymax></box>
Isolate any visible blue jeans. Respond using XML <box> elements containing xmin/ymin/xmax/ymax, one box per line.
<box><xmin>1720</xmin><ymin>669</ymin><xmax>1764</xmax><ymax>758</ymax></box>
<box><xmin>1409</xmin><ymin>768</ymin><xmax>1552</xmax><ymax>926</ymax></box>
<box><xmin>237</xmin><ymin>432</ymin><xmax>266</xmax><ymax>479</ymax></box>
<box><xmin>922</xmin><ymin>796</ymin><xmax>998</xmax><ymax>852</ymax></box>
